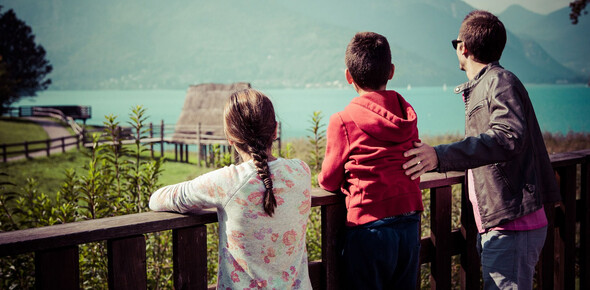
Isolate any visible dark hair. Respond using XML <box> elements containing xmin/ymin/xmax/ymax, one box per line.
<box><xmin>224</xmin><ymin>89</ymin><xmax>278</xmax><ymax>216</ymax></box>
<box><xmin>345</xmin><ymin>31</ymin><xmax>392</xmax><ymax>91</ymax></box>
<box><xmin>460</xmin><ymin>10</ymin><xmax>506</xmax><ymax>63</ymax></box>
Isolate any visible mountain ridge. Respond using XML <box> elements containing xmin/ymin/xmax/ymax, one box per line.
<box><xmin>2</xmin><ymin>0</ymin><xmax>587</xmax><ymax>90</ymax></box>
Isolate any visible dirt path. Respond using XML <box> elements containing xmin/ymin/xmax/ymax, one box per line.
<box><xmin>5</xmin><ymin>117</ymin><xmax>78</xmax><ymax>162</ymax></box>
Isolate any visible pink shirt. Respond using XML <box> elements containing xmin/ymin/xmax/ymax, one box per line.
<box><xmin>467</xmin><ymin>170</ymin><xmax>547</xmax><ymax>233</ymax></box>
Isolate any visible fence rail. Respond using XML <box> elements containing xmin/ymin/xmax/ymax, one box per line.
<box><xmin>6</xmin><ymin>106</ymin><xmax>91</xmax><ymax>122</ymax></box>
<box><xmin>1</xmin><ymin>149</ymin><xmax>588</xmax><ymax>289</ymax></box>
<box><xmin>1</xmin><ymin>135</ymin><xmax>81</xmax><ymax>162</ymax></box>
<box><xmin>2</xmin><ymin>119</ymin><xmax>280</xmax><ymax>166</ymax></box>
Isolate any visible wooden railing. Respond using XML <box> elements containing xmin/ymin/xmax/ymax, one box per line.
<box><xmin>0</xmin><ymin>149</ymin><xmax>588</xmax><ymax>289</ymax></box>
<box><xmin>8</xmin><ymin>106</ymin><xmax>92</xmax><ymax>123</ymax></box>
<box><xmin>1</xmin><ymin>135</ymin><xmax>81</xmax><ymax>162</ymax></box>
<box><xmin>82</xmin><ymin>121</ymin><xmax>284</xmax><ymax>167</ymax></box>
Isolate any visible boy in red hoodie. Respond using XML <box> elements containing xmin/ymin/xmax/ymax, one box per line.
<box><xmin>318</xmin><ymin>31</ymin><xmax>423</xmax><ymax>290</ymax></box>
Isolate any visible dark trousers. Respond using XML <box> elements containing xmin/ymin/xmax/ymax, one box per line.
<box><xmin>341</xmin><ymin>213</ymin><xmax>421</xmax><ymax>290</ymax></box>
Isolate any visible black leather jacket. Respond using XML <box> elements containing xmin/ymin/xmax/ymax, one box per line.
<box><xmin>434</xmin><ymin>62</ymin><xmax>560</xmax><ymax>229</ymax></box>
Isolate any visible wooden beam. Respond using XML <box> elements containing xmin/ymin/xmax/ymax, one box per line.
<box><xmin>173</xmin><ymin>226</ymin><xmax>208</xmax><ymax>289</ymax></box>
<box><xmin>107</xmin><ymin>235</ymin><xmax>147</xmax><ymax>290</ymax></box>
<box><xmin>35</xmin><ymin>246</ymin><xmax>79</xmax><ymax>290</ymax></box>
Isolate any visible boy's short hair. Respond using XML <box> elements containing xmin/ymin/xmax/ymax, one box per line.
<box><xmin>345</xmin><ymin>32</ymin><xmax>392</xmax><ymax>91</ymax></box>
<box><xmin>459</xmin><ymin>10</ymin><xmax>506</xmax><ymax>63</ymax></box>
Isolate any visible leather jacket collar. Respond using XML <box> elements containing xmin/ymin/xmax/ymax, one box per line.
<box><xmin>454</xmin><ymin>62</ymin><xmax>502</xmax><ymax>96</ymax></box>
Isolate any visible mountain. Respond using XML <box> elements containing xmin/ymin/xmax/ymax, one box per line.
<box><xmin>1</xmin><ymin>0</ymin><xmax>587</xmax><ymax>90</ymax></box>
<box><xmin>500</xmin><ymin>5</ymin><xmax>590</xmax><ymax>76</ymax></box>
<box><xmin>498</xmin><ymin>4</ymin><xmax>545</xmax><ymax>34</ymax></box>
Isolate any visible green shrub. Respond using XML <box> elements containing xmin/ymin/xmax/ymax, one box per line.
<box><xmin>0</xmin><ymin>106</ymin><xmax>166</xmax><ymax>289</ymax></box>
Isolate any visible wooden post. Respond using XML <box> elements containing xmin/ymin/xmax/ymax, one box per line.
<box><xmin>174</xmin><ymin>143</ymin><xmax>178</xmax><ymax>162</ymax></box>
<box><xmin>321</xmin><ymin>200</ymin><xmax>346</xmax><ymax>290</ymax></box>
<box><xmin>197</xmin><ymin>123</ymin><xmax>202</xmax><ymax>167</ymax></box>
<box><xmin>278</xmin><ymin>121</ymin><xmax>282</xmax><ymax>157</ymax></box>
<box><xmin>179</xmin><ymin>144</ymin><xmax>184</xmax><ymax>163</ymax></box>
<box><xmin>460</xmin><ymin>182</ymin><xmax>480</xmax><ymax>289</ymax></box>
<box><xmin>150</xmin><ymin>123</ymin><xmax>154</xmax><ymax>159</ymax></box>
<box><xmin>581</xmin><ymin>157</ymin><xmax>590</xmax><ymax>290</ymax></box>
<box><xmin>107</xmin><ymin>235</ymin><xmax>147</xmax><ymax>290</ymax></box>
<box><xmin>430</xmin><ymin>186</ymin><xmax>452</xmax><ymax>290</ymax></box>
<box><xmin>173</xmin><ymin>226</ymin><xmax>208</xmax><ymax>289</ymax></box>
<box><xmin>2</xmin><ymin>144</ymin><xmax>6</xmax><ymax>162</ymax></box>
<box><xmin>160</xmin><ymin>120</ymin><xmax>164</xmax><ymax>158</ymax></box>
<box><xmin>61</xmin><ymin>137</ymin><xmax>66</xmax><ymax>153</ymax></box>
<box><xmin>35</xmin><ymin>246</ymin><xmax>79</xmax><ymax>290</ymax></box>
<box><xmin>46</xmin><ymin>139</ymin><xmax>51</xmax><ymax>156</ymax></box>
<box><xmin>185</xmin><ymin>144</ymin><xmax>189</xmax><ymax>163</ymax></box>
<box><xmin>556</xmin><ymin>165</ymin><xmax>577</xmax><ymax>289</ymax></box>
<box><xmin>24</xmin><ymin>141</ymin><xmax>29</xmax><ymax>159</ymax></box>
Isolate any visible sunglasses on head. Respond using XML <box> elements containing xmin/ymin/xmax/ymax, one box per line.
<box><xmin>452</xmin><ymin>39</ymin><xmax>462</xmax><ymax>49</ymax></box>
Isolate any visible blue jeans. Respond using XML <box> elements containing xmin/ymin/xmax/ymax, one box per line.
<box><xmin>340</xmin><ymin>213</ymin><xmax>421</xmax><ymax>290</ymax></box>
<box><xmin>477</xmin><ymin>226</ymin><xmax>547</xmax><ymax>290</ymax></box>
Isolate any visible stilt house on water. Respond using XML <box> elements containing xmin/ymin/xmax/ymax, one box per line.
<box><xmin>170</xmin><ymin>82</ymin><xmax>281</xmax><ymax>165</ymax></box>
<box><xmin>171</xmin><ymin>82</ymin><xmax>249</xmax><ymax>165</ymax></box>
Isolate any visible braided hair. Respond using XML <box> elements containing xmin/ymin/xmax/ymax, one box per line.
<box><xmin>224</xmin><ymin>89</ymin><xmax>278</xmax><ymax>216</ymax></box>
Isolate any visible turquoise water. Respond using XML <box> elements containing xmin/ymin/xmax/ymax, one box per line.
<box><xmin>14</xmin><ymin>85</ymin><xmax>590</xmax><ymax>139</ymax></box>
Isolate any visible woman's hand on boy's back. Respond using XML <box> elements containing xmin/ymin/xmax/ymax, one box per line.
<box><xmin>403</xmin><ymin>142</ymin><xmax>438</xmax><ymax>180</ymax></box>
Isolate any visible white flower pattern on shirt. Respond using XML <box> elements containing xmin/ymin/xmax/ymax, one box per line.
<box><xmin>149</xmin><ymin>158</ymin><xmax>312</xmax><ymax>289</ymax></box>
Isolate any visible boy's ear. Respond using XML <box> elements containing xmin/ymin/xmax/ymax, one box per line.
<box><xmin>389</xmin><ymin>63</ymin><xmax>395</xmax><ymax>80</ymax></box>
<box><xmin>345</xmin><ymin>68</ymin><xmax>354</xmax><ymax>84</ymax></box>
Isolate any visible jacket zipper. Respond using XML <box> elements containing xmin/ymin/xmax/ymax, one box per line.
<box><xmin>468</xmin><ymin>103</ymin><xmax>484</xmax><ymax>118</ymax></box>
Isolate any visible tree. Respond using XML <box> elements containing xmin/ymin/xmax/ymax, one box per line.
<box><xmin>0</xmin><ymin>6</ymin><xmax>52</xmax><ymax>113</ymax></box>
<box><xmin>570</xmin><ymin>0</ymin><xmax>589</xmax><ymax>24</ymax></box>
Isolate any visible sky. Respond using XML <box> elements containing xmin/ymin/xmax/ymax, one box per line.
<box><xmin>463</xmin><ymin>0</ymin><xmax>572</xmax><ymax>15</ymax></box>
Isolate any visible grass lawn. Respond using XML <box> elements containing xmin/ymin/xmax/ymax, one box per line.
<box><xmin>0</xmin><ymin>117</ymin><xmax>50</xmax><ymax>155</ymax></box>
<box><xmin>0</xmin><ymin>117</ymin><xmax>212</xmax><ymax>194</ymax></box>
<box><xmin>0</xmin><ymin>149</ymin><xmax>211</xmax><ymax>196</ymax></box>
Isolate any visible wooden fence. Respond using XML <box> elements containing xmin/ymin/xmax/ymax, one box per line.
<box><xmin>0</xmin><ymin>149</ymin><xmax>588</xmax><ymax>289</ymax></box>
<box><xmin>1</xmin><ymin>135</ymin><xmax>81</xmax><ymax>162</ymax></box>
<box><xmin>7</xmin><ymin>106</ymin><xmax>91</xmax><ymax>123</ymax></box>
<box><xmin>2</xmin><ymin>119</ymin><xmax>280</xmax><ymax>166</ymax></box>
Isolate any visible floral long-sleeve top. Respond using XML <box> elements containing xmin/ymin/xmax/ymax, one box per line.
<box><xmin>149</xmin><ymin>158</ymin><xmax>312</xmax><ymax>290</ymax></box>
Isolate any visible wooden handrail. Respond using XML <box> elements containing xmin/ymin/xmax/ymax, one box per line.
<box><xmin>0</xmin><ymin>191</ymin><xmax>343</xmax><ymax>257</ymax></box>
<box><xmin>0</xmin><ymin>150</ymin><xmax>588</xmax><ymax>290</ymax></box>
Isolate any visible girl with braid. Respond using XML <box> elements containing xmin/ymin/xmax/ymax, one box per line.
<box><xmin>149</xmin><ymin>89</ymin><xmax>312</xmax><ymax>289</ymax></box>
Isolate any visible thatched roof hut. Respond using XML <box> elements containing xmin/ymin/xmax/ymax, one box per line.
<box><xmin>172</xmin><ymin>82</ymin><xmax>251</xmax><ymax>143</ymax></box>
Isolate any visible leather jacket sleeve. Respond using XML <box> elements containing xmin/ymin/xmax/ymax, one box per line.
<box><xmin>434</xmin><ymin>71</ymin><xmax>530</xmax><ymax>172</ymax></box>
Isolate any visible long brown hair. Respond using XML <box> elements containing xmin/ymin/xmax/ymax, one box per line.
<box><xmin>224</xmin><ymin>89</ymin><xmax>278</xmax><ymax>216</ymax></box>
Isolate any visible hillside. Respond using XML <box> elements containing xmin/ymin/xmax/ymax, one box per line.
<box><xmin>500</xmin><ymin>5</ymin><xmax>590</xmax><ymax>76</ymax></box>
<box><xmin>2</xmin><ymin>0</ymin><xmax>587</xmax><ymax>89</ymax></box>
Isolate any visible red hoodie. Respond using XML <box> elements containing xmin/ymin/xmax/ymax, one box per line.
<box><xmin>318</xmin><ymin>90</ymin><xmax>423</xmax><ymax>226</ymax></box>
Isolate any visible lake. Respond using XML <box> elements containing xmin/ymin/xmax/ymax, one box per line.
<box><xmin>13</xmin><ymin>85</ymin><xmax>590</xmax><ymax>139</ymax></box>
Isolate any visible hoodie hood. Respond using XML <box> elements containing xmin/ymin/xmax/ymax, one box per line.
<box><xmin>345</xmin><ymin>91</ymin><xmax>418</xmax><ymax>143</ymax></box>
